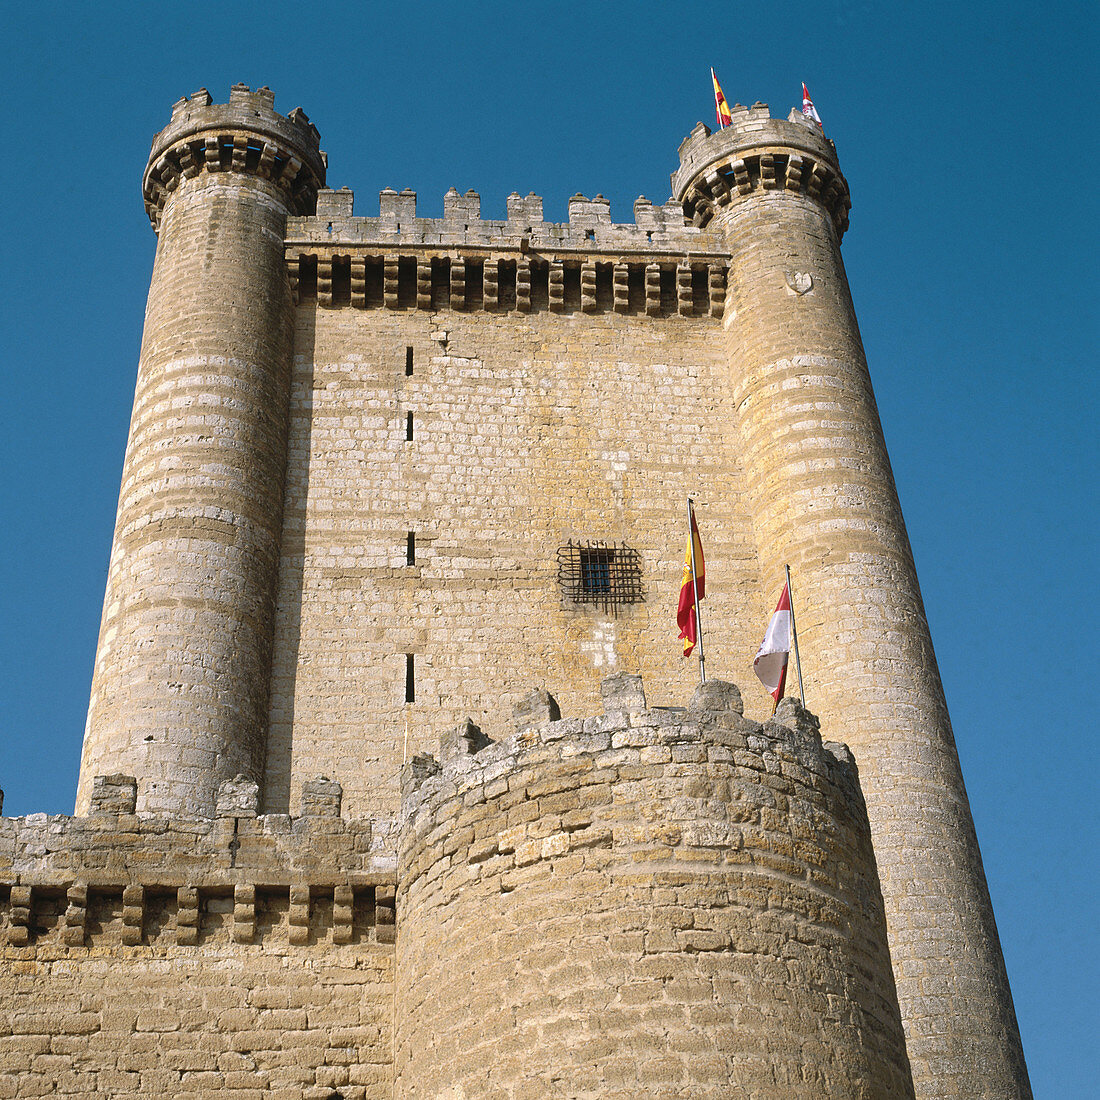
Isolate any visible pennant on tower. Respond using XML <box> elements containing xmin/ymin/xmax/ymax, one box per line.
<box><xmin>676</xmin><ymin>508</ymin><xmax>706</xmax><ymax>657</ymax></box>
<box><xmin>712</xmin><ymin>69</ymin><xmax>733</xmax><ymax>129</ymax></box>
<box><xmin>753</xmin><ymin>582</ymin><xmax>791</xmax><ymax>703</ymax></box>
<box><xmin>801</xmin><ymin>82</ymin><xmax>823</xmax><ymax>128</ymax></box>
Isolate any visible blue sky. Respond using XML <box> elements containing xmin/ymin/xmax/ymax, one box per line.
<box><xmin>1</xmin><ymin>1</ymin><xmax>1096</xmax><ymax>1093</ymax></box>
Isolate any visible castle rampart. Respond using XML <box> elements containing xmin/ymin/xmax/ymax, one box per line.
<box><xmin>394</xmin><ymin>677</ymin><xmax>913</xmax><ymax>1099</ymax></box>
<box><xmin>0</xmin><ymin>781</ymin><xmax>396</xmax><ymax>1098</ymax></box>
<box><xmin>5</xmin><ymin>679</ymin><xmax>916</xmax><ymax>1098</ymax></box>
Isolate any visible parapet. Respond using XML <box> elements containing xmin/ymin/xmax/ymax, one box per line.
<box><xmin>288</xmin><ymin>185</ymin><xmax>713</xmax><ymax>254</ymax></box>
<box><xmin>142</xmin><ymin>83</ymin><xmax>327</xmax><ymax>229</ymax></box>
<box><xmin>671</xmin><ymin>103</ymin><xmax>851</xmax><ymax>235</ymax></box>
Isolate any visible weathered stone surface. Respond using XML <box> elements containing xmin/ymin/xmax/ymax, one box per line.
<box><xmin>439</xmin><ymin>718</ymin><xmax>491</xmax><ymax>760</ymax></box>
<box><xmin>687</xmin><ymin>678</ymin><xmax>743</xmax><ymax>715</ymax></box>
<box><xmin>599</xmin><ymin>671</ymin><xmax>646</xmax><ymax>714</ymax></box>
<box><xmin>300</xmin><ymin>776</ymin><xmax>342</xmax><ymax>817</ymax></box>
<box><xmin>511</xmin><ymin>688</ymin><xmax>561</xmax><ymax>732</ymax></box>
<box><xmin>215</xmin><ymin>774</ymin><xmax>260</xmax><ymax>817</ymax></box>
<box><xmin>89</xmin><ymin>773</ymin><xmax>137</xmax><ymax>815</ymax></box>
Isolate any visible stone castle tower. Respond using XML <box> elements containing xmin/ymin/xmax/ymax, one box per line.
<box><xmin>0</xmin><ymin>84</ymin><xmax>1030</xmax><ymax>1099</ymax></box>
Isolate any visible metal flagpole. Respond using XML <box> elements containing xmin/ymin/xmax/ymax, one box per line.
<box><xmin>785</xmin><ymin>564</ymin><xmax>806</xmax><ymax>705</ymax></box>
<box><xmin>688</xmin><ymin>497</ymin><xmax>706</xmax><ymax>684</ymax></box>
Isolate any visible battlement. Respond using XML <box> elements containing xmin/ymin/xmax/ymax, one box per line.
<box><xmin>288</xmin><ymin>189</ymin><xmax>728</xmax><ymax>316</ymax></box>
<box><xmin>294</xmin><ymin>187</ymin><xmax>704</xmax><ymax>250</ymax></box>
<box><xmin>143</xmin><ymin>83</ymin><xmax>327</xmax><ymax>228</ymax></box>
<box><xmin>672</xmin><ymin>103</ymin><xmax>850</xmax><ymax>234</ymax></box>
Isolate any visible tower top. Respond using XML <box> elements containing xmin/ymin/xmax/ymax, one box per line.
<box><xmin>671</xmin><ymin>104</ymin><xmax>850</xmax><ymax>236</ymax></box>
<box><xmin>142</xmin><ymin>83</ymin><xmax>327</xmax><ymax>229</ymax></box>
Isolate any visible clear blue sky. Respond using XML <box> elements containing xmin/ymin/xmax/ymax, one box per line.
<box><xmin>2</xmin><ymin>2</ymin><xmax>1096</xmax><ymax>1093</ymax></box>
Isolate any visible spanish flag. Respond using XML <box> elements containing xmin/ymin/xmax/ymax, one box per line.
<box><xmin>711</xmin><ymin>68</ymin><xmax>733</xmax><ymax>129</ymax></box>
<box><xmin>676</xmin><ymin>507</ymin><xmax>705</xmax><ymax>656</ymax></box>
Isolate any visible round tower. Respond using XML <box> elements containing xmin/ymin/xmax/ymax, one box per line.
<box><xmin>76</xmin><ymin>85</ymin><xmax>325</xmax><ymax>816</ymax></box>
<box><xmin>672</xmin><ymin>107</ymin><xmax>1030</xmax><ymax>1098</ymax></box>
<box><xmin>395</xmin><ymin>682</ymin><xmax>914</xmax><ymax>1099</ymax></box>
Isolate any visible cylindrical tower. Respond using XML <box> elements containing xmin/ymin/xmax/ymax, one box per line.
<box><xmin>76</xmin><ymin>85</ymin><xmax>325</xmax><ymax>816</ymax></box>
<box><xmin>672</xmin><ymin>107</ymin><xmax>1030</xmax><ymax>1098</ymax></box>
<box><xmin>395</xmin><ymin>682</ymin><xmax>914</xmax><ymax>1099</ymax></box>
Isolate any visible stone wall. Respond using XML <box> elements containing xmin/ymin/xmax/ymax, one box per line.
<box><xmin>0</xmin><ymin>795</ymin><xmax>397</xmax><ymax>1099</ymax></box>
<box><xmin>264</xmin><ymin>304</ymin><xmax>772</xmax><ymax>817</ymax></box>
<box><xmin>394</xmin><ymin>677</ymin><xmax>914</xmax><ymax>1099</ymax></box>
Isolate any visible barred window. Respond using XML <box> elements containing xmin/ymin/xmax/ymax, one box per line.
<box><xmin>557</xmin><ymin>540</ymin><xmax>643</xmax><ymax>612</ymax></box>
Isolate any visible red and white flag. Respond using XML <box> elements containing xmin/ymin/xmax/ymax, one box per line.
<box><xmin>802</xmin><ymin>82</ymin><xmax>823</xmax><ymax>128</ymax></box>
<box><xmin>753</xmin><ymin>582</ymin><xmax>791</xmax><ymax>703</ymax></box>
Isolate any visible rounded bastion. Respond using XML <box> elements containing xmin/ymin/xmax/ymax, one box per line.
<box><xmin>394</xmin><ymin>677</ymin><xmax>914</xmax><ymax>1099</ymax></box>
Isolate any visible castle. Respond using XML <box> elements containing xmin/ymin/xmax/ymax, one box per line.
<box><xmin>0</xmin><ymin>84</ymin><xmax>1031</xmax><ymax>1098</ymax></box>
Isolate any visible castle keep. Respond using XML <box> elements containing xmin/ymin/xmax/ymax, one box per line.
<box><xmin>0</xmin><ymin>84</ymin><xmax>1030</xmax><ymax>1098</ymax></box>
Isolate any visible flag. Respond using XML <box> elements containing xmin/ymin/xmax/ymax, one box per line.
<box><xmin>753</xmin><ymin>582</ymin><xmax>791</xmax><ymax>703</ymax></box>
<box><xmin>801</xmin><ymin>82</ymin><xmax>823</xmax><ymax>128</ymax></box>
<box><xmin>712</xmin><ymin>68</ymin><xmax>733</xmax><ymax>129</ymax></box>
<box><xmin>676</xmin><ymin>509</ymin><xmax>705</xmax><ymax>656</ymax></box>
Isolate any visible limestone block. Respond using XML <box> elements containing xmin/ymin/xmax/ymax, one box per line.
<box><xmin>440</xmin><ymin>719</ymin><xmax>490</xmax><ymax>761</ymax></box>
<box><xmin>688</xmin><ymin>679</ymin><xmax>744</xmax><ymax>716</ymax></box>
<box><xmin>289</xmin><ymin>884</ymin><xmax>311</xmax><ymax>944</ymax></box>
<box><xmin>121</xmin><ymin>884</ymin><xmax>144</xmax><ymax>945</ymax></box>
<box><xmin>333</xmin><ymin>885</ymin><xmax>354</xmax><ymax>945</ymax></box>
<box><xmin>512</xmin><ymin>689</ymin><xmax>561</xmax><ymax>733</ymax></box>
<box><xmin>215</xmin><ymin>775</ymin><xmax>260</xmax><ymax>818</ymax></box>
<box><xmin>300</xmin><ymin>777</ymin><xmax>342</xmax><ymax>817</ymax></box>
<box><xmin>63</xmin><ymin>882</ymin><xmax>87</xmax><ymax>947</ymax></box>
<box><xmin>8</xmin><ymin>884</ymin><xmax>31</xmax><ymax>946</ymax></box>
<box><xmin>232</xmin><ymin>883</ymin><xmax>255</xmax><ymax>944</ymax></box>
<box><xmin>600</xmin><ymin>673</ymin><xmax>646</xmax><ymax>715</ymax></box>
<box><xmin>90</xmin><ymin>774</ymin><xmax>137</xmax><ymax>815</ymax></box>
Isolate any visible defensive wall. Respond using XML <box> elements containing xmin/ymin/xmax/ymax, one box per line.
<box><xmin>2</xmin><ymin>678</ymin><xmax>913</xmax><ymax>1098</ymax></box>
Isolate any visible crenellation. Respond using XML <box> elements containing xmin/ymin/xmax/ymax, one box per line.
<box><xmin>316</xmin><ymin>185</ymin><xmax>354</xmax><ymax>218</ymax></box>
<box><xmin>443</xmin><ymin>186</ymin><xmax>480</xmax><ymax>223</ymax></box>
<box><xmin>395</xmin><ymin>678</ymin><xmax>913</xmax><ymax>1098</ymax></box>
<box><xmin>506</xmin><ymin>190</ymin><xmax>543</xmax><ymax>226</ymax></box>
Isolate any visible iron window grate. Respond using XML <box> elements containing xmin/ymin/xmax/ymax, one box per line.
<box><xmin>557</xmin><ymin>540</ymin><xmax>643</xmax><ymax>612</ymax></box>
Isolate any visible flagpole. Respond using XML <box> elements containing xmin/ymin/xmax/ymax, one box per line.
<box><xmin>785</xmin><ymin>564</ymin><xmax>805</xmax><ymax>705</ymax></box>
<box><xmin>688</xmin><ymin>497</ymin><xmax>706</xmax><ymax>683</ymax></box>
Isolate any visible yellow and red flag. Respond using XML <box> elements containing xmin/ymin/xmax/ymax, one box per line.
<box><xmin>711</xmin><ymin>68</ymin><xmax>733</xmax><ymax>128</ymax></box>
<box><xmin>676</xmin><ymin>508</ymin><xmax>705</xmax><ymax>656</ymax></box>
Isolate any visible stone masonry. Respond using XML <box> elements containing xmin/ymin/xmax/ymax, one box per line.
<box><xmin>1</xmin><ymin>84</ymin><xmax>1032</xmax><ymax>1097</ymax></box>
<box><xmin>4</xmin><ymin>678</ymin><xmax>912</xmax><ymax>1098</ymax></box>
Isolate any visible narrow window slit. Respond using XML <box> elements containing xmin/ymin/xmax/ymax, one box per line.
<box><xmin>405</xmin><ymin>654</ymin><xmax>415</xmax><ymax>703</ymax></box>
<box><xmin>406</xmin><ymin>412</ymin><xmax>414</xmax><ymax>441</ymax></box>
<box><xmin>405</xmin><ymin>347</ymin><xmax>414</xmax><ymax>375</ymax></box>
<box><xmin>406</xmin><ymin>531</ymin><xmax>415</xmax><ymax>565</ymax></box>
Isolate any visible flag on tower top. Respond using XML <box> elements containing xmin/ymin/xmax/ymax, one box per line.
<box><xmin>801</xmin><ymin>82</ymin><xmax>823</xmax><ymax>128</ymax></box>
<box><xmin>712</xmin><ymin>69</ymin><xmax>733</xmax><ymax>129</ymax></box>
<box><xmin>753</xmin><ymin>582</ymin><xmax>791</xmax><ymax>703</ymax></box>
